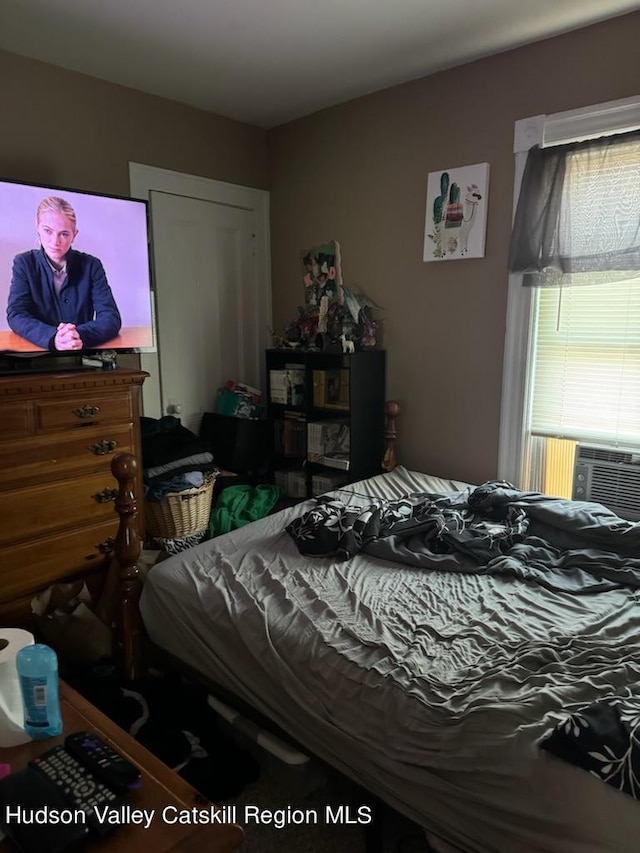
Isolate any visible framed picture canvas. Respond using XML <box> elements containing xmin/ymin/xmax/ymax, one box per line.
<box><xmin>423</xmin><ymin>162</ymin><xmax>490</xmax><ymax>261</ymax></box>
<box><xmin>301</xmin><ymin>240</ymin><xmax>343</xmax><ymax>306</ymax></box>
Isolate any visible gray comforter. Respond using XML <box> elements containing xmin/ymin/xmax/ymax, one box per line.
<box><xmin>141</xmin><ymin>467</ymin><xmax>640</xmax><ymax>853</ymax></box>
<box><xmin>287</xmin><ymin>480</ymin><xmax>640</xmax><ymax>593</ymax></box>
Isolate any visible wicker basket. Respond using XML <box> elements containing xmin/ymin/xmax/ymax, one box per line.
<box><xmin>145</xmin><ymin>472</ymin><xmax>216</xmax><ymax>539</ymax></box>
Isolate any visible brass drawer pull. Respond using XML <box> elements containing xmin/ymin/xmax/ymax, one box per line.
<box><xmin>95</xmin><ymin>537</ymin><xmax>115</xmax><ymax>554</ymax></box>
<box><xmin>72</xmin><ymin>405</ymin><xmax>101</xmax><ymax>419</ymax></box>
<box><xmin>89</xmin><ymin>439</ymin><xmax>118</xmax><ymax>455</ymax></box>
<box><xmin>92</xmin><ymin>488</ymin><xmax>118</xmax><ymax>503</ymax></box>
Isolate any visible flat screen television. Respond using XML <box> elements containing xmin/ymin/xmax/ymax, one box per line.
<box><xmin>0</xmin><ymin>176</ymin><xmax>155</xmax><ymax>370</ymax></box>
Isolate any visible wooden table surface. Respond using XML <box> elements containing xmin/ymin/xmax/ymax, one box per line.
<box><xmin>0</xmin><ymin>328</ymin><xmax>153</xmax><ymax>352</ymax></box>
<box><xmin>0</xmin><ymin>681</ymin><xmax>243</xmax><ymax>852</ymax></box>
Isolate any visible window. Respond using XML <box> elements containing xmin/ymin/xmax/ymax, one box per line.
<box><xmin>499</xmin><ymin>97</ymin><xmax>640</xmax><ymax>498</ymax></box>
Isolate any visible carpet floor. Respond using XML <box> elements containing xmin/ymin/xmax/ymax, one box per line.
<box><xmin>226</xmin><ymin>773</ymin><xmax>434</xmax><ymax>853</ymax></box>
<box><xmin>68</xmin><ymin>665</ymin><xmax>434</xmax><ymax>853</ymax></box>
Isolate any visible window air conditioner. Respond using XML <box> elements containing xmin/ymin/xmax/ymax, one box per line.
<box><xmin>573</xmin><ymin>444</ymin><xmax>640</xmax><ymax>521</ymax></box>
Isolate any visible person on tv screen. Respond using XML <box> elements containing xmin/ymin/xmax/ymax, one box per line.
<box><xmin>6</xmin><ymin>196</ymin><xmax>122</xmax><ymax>351</ymax></box>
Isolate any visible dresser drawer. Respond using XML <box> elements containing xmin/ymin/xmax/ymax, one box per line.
<box><xmin>0</xmin><ymin>519</ymin><xmax>116</xmax><ymax>605</ymax></box>
<box><xmin>0</xmin><ymin>367</ymin><xmax>146</xmax><ymax>620</ymax></box>
<box><xmin>0</xmin><ymin>471</ymin><xmax>122</xmax><ymax>546</ymax></box>
<box><xmin>0</xmin><ymin>425</ymin><xmax>135</xmax><ymax>489</ymax></box>
<box><xmin>36</xmin><ymin>392</ymin><xmax>133</xmax><ymax>432</ymax></box>
<box><xmin>0</xmin><ymin>400</ymin><xmax>35</xmax><ymax>438</ymax></box>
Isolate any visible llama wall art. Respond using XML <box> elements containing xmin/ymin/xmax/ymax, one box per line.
<box><xmin>423</xmin><ymin>162</ymin><xmax>490</xmax><ymax>261</ymax></box>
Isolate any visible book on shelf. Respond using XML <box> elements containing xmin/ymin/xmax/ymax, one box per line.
<box><xmin>312</xmin><ymin>370</ymin><xmax>324</xmax><ymax>407</ymax></box>
<box><xmin>274</xmin><ymin>468</ymin><xmax>307</xmax><ymax>498</ymax></box>
<box><xmin>273</xmin><ymin>410</ymin><xmax>306</xmax><ymax>457</ymax></box>
<box><xmin>270</xmin><ymin>367</ymin><xmax>305</xmax><ymax>406</ymax></box>
<box><xmin>317</xmin><ymin>452</ymin><xmax>350</xmax><ymax>471</ymax></box>
<box><xmin>284</xmin><ymin>411</ymin><xmax>306</xmax><ymax>457</ymax></box>
<box><xmin>269</xmin><ymin>369</ymin><xmax>288</xmax><ymax>404</ymax></box>
<box><xmin>312</xmin><ymin>369</ymin><xmax>349</xmax><ymax>409</ymax></box>
<box><xmin>307</xmin><ymin>421</ymin><xmax>350</xmax><ymax>462</ymax></box>
<box><xmin>311</xmin><ymin>471</ymin><xmax>348</xmax><ymax>496</ymax></box>
<box><xmin>285</xmin><ymin>365</ymin><xmax>305</xmax><ymax>406</ymax></box>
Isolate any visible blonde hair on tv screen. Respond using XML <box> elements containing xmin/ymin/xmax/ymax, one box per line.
<box><xmin>36</xmin><ymin>196</ymin><xmax>77</xmax><ymax>228</ymax></box>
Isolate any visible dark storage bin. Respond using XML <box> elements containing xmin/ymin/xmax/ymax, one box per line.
<box><xmin>199</xmin><ymin>412</ymin><xmax>270</xmax><ymax>474</ymax></box>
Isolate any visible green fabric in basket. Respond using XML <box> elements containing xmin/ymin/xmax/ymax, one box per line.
<box><xmin>208</xmin><ymin>484</ymin><xmax>282</xmax><ymax>537</ymax></box>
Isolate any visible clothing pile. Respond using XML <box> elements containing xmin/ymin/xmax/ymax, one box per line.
<box><xmin>142</xmin><ymin>416</ymin><xmax>216</xmax><ymax>489</ymax></box>
<box><xmin>207</xmin><ymin>483</ymin><xmax>283</xmax><ymax>538</ymax></box>
<box><xmin>141</xmin><ymin>416</ymin><xmax>218</xmax><ymax>550</ymax></box>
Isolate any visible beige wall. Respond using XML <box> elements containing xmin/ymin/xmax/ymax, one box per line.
<box><xmin>2</xmin><ymin>12</ymin><xmax>639</xmax><ymax>484</ymax></box>
<box><xmin>0</xmin><ymin>48</ymin><xmax>268</xmax><ymax>373</ymax></box>
<box><xmin>267</xmin><ymin>12</ymin><xmax>640</xmax><ymax>484</ymax></box>
<box><xmin>0</xmin><ymin>50</ymin><xmax>268</xmax><ymax>196</ymax></box>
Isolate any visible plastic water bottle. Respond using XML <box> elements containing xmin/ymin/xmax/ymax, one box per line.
<box><xmin>16</xmin><ymin>643</ymin><xmax>63</xmax><ymax>739</ymax></box>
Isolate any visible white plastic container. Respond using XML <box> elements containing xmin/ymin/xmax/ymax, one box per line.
<box><xmin>207</xmin><ymin>695</ymin><xmax>326</xmax><ymax>796</ymax></box>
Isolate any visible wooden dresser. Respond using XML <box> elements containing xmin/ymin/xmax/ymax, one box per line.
<box><xmin>0</xmin><ymin>368</ymin><xmax>147</xmax><ymax>628</ymax></box>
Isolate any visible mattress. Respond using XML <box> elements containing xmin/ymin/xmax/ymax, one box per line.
<box><xmin>140</xmin><ymin>466</ymin><xmax>640</xmax><ymax>852</ymax></box>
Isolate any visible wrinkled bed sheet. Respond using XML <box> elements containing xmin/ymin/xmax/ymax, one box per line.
<box><xmin>140</xmin><ymin>467</ymin><xmax>640</xmax><ymax>853</ymax></box>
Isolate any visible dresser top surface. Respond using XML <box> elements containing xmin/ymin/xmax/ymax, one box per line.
<box><xmin>0</xmin><ymin>368</ymin><xmax>148</xmax><ymax>398</ymax></box>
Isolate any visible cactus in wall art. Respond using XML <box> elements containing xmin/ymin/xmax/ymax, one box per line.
<box><xmin>432</xmin><ymin>171</ymin><xmax>450</xmax><ymax>224</ymax></box>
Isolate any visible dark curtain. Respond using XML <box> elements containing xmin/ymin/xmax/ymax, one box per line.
<box><xmin>508</xmin><ymin>129</ymin><xmax>640</xmax><ymax>286</ymax></box>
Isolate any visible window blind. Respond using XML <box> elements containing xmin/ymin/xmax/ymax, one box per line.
<box><xmin>528</xmin><ymin>135</ymin><xmax>640</xmax><ymax>449</ymax></box>
<box><xmin>531</xmin><ymin>273</ymin><xmax>640</xmax><ymax>446</ymax></box>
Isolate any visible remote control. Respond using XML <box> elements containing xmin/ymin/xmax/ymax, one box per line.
<box><xmin>29</xmin><ymin>746</ymin><xmax>121</xmax><ymax>837</ymax></box>
<box><xmin>65</xmin><ymin>731</ymin><xmax>141</xmax><ymax>794</ymax></box>
<box><xmin>0</xmin><ymin>766</ymin><xmax>90</xmax><ymax>851</ymax></box>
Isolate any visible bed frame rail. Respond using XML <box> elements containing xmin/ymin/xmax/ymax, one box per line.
<box><xmin>103</xmin><ymin>453</ymin><xmax>145</xmax><ymax>681</ymax></box>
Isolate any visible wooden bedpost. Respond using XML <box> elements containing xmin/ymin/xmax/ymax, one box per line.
<box><xmin>109</xmin><ymin>452</ymin><xmax>144</xmax><ymax>682</ymax></box>
<box><xmin>382</xmin><ymin>400</ymin><xmax>400</xmax><ymax>472</ymax></box>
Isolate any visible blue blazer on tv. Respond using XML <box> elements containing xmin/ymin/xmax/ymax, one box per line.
<box><xmin>7</xmin><ymin>247</ymin><xmax>122</xmax><ymax>350</ymax></box>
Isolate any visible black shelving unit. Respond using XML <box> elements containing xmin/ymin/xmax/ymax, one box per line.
<box><xmin>265</xmin><ymin>348</ymin><xmax>386</xmax><ymax>498</ymax></box>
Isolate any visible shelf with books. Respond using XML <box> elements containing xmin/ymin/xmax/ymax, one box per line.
<box><xmin>311</xmin><ymin>369</ymin><xmax>350</xmax><ymax>410</ymax></box>
<box><xmin>269</xmin><ymin>364</ymin><xmax>306</xmax><ymax>407</ymax></box>
<box><xmin>265</xmin><ymin>348</ymin><xmax>385</xmax><ymax>498</ymax></box>
<box><xmin>307</xmin><ymin>420</ymin><xmax>350</xmax><ymax>471</ymax></box>
<box><xmin>273</xmin><ymin>410</ymin><xmax>307</xmax><ymax>458</ymax></box>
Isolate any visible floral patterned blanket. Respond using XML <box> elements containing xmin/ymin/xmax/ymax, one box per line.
<box><xmin>541</xmin><ymin>693</ymin><xmax>640</xmax><ymax>799</ymax></box>
<box><xmin>286</xmin><ymin>480</ymin><xmax>640</xmax><ymax>594</ymax></box>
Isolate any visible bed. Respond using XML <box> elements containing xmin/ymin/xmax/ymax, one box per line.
<box><xmin>108</xmin><ymin>454</ymin><xmax>640</xmax><ymax>853</ymax></box>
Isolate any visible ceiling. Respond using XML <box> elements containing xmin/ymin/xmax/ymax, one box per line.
<box><xmin>1</xmin><ymin>0</ymin><xmax>637</xmax><ymax>129</ymax></box>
